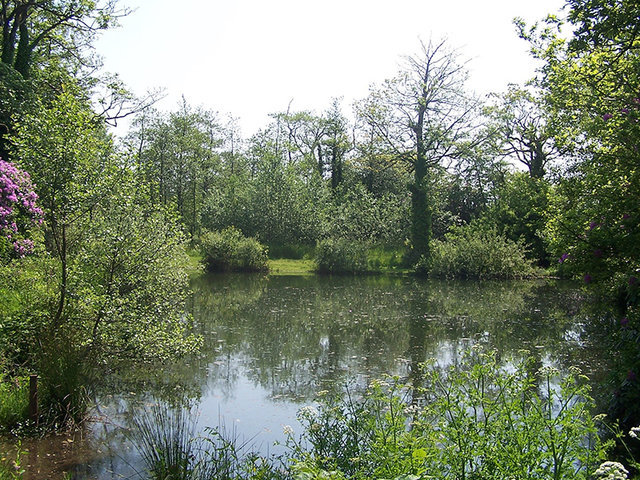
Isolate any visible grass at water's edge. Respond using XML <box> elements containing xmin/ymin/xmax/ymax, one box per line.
<box><xmin>268</xmin><ymin>258</ymin><xmax>316</xmax><ymax>275</ymax></box>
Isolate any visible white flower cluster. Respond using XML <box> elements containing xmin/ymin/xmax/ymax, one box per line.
<box><xmin>594</xmin><ymin>461</ymin><xmax>629</xmax><ymax>480</ymax></box>
<box><xmin>298</xmin><ymin>405</ymin><xmax>319</xmax><ymax>419</ymax></box>
<box><xmin>629</xmin><ymin>426</ymin><xmax>640</xmax><ymax>439</ymax></box>
<box><xmin>282</xmin><ymin>424</ymin><xmax>294</xmax><ymax>436</ymax></box>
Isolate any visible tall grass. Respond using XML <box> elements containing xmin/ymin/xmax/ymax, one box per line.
<box><xmin>131</xmin><ymin>404</ymin><xmax>285</xmax><ymax>480</ymax></box>
<box><xmin>0</xmin><ymin>376</ymin><xmax>28</xmax><ymax>430</ymax></box>
<box><xmin>0</xmin><ymin>442</ymin><xmax>25</xmax><ymax>480</ymax></box>
<box><xmin>132</xmin><ymin>405</ymin><xmax>196</xmax><ymax>480</ymax></box>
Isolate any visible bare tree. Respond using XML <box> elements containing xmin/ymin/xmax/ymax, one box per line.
<box><xmin>356</xmin><ymin>39</ymin><xmax>480</xmax><ymax>261</ymax></box>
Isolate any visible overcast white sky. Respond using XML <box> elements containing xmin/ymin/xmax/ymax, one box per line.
<box><xmin>95</xmin><ymin>0</ymin><xmax>566</xmax><ymax>136</ymax></box>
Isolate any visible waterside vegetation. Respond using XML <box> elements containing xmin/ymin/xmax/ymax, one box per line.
<box><xmin>1</xmin><ymin>0</ymin><xmax>639</xmax><ymax>477</ymax></box>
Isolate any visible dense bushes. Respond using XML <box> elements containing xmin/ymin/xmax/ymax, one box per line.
<box><xmin>416</xmin><ymin>225</ymin><xmax>535</xmax><ymax>279</ymax></box>
<box><xmin>200</xmin><ymin>228</ymin><xmax>268</xmax><ymax>273</ymax></box>
<box><xmin>290</xmin><ymin>350</ymin><xmax>606</xmax><ymax>480</ymax></box>
<box><xmin>315</xmin><ymin>238</ymin><xmax>368</xmax><ymax>274</ymax></box>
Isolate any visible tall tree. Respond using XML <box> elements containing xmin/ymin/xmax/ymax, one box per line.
<box><xmin>1</xmin><ymin>0</ymin><xmax>123</xmax><ymax>78</ymax></box>
<box><xmin>356</xmin><ymin>39</ymin><xmax>479</xmax><ymax>262</ymax></box>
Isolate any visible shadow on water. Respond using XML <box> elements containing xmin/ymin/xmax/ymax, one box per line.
<box><xmin>3</xmin><ymin>274</ymin><xmax>614</xmax><ymax>479</ymax></box>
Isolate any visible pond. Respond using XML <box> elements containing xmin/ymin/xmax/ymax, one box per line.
<box><xmin>10</xmin><ymin>274</ymin><xmax>610</xmax><ymax>479</ymax></box>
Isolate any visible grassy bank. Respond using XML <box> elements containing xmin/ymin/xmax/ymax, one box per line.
<box><xmin>268</xmin><ymin>258</ymin><xmax>316</xmax><ymax>275</ymax></box>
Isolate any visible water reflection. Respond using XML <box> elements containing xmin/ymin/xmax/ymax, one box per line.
<box><xmin>7</xmin><ymin>274</ymin><xmax>607</xmax><ymax>479</ymax></box>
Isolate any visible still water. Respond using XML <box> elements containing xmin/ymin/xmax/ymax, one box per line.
<box><xmin>12</xmin><ymin>274</ymin><xmax>607</xmax><ymax>479</ymax></box>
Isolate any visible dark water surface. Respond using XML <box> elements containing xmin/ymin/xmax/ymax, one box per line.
<box><xmin>9</xmin><ymin>274</ymin><xmax>609</xmax><ymax>479</ymax></box>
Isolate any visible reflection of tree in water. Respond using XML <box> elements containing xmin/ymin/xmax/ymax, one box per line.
<box><xmin>188</xmin><ymin>274</ymin><xmax>600</xmax><ymax>402</ymax></box>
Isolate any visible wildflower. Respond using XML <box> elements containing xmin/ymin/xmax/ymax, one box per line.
<box><xmin>594</xmin><ymin>461</ymin><xmax>629</xmax><ymax>479</ymax></box>
<box><xmin>298</xmin><ymin>405</ymin><xmax>319</xmax><ymax>419</ymax></box>
<box><xmin>621</xmin><ymin>108</ymin><xmax>629</xmax><ymax>114</ymax></box>
<box><xmin>558</xmin><ymin>253</ymin><xmax>569</xmax><ymax>264</ymax></box>
<box><xmin>602</xmin><ymin>113</ymin><xmax>613</xmax><ymax>121</ymax></box>
<box><xmin>282</xmin><ymin>425</ymin><xmax>294</xmax><ymax>436</ymax></box>
<box><xmin>630</xmin><ymin>426</ymin><xmax>640</xmax><ymax>439</ymax></box>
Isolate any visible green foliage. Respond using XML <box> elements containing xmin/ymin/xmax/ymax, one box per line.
<box><xmin>481</xmin><ymin>171</ymin><xmax>551</xmax><ymax>265</ymax></box>
<box><xmin>0</xmin><ymin>441</ymin><xmax>25</xmax><ymax>480</ymax></box>
<box><xmin>36</xmin><ymin>335</ymin><xmax>89</xmax><ymax>427</ymax></box>
<box><xmin>0</xmin><ymin>374</ymin><xmax>28</xmax><ymax>430</ymax></box>
<box><xmin>315</xmin><ymin>238</ymin><xmax>368</xmax><ymax>274</ymax></box>
<box><xmin>290</xmin><ymin>350</ymin><xmax>606</xmax><ymax>479</ymax></box>
<box><xmin>72</xmin><ymin>179</ymin><xmax>200</xmax><ymax>363</ymax></box>
<box><xmin>366</xmin><ymin>246</ymin><xmax>405</xmax><ymax>272</ymax></box>
<box><xmin>0</xmin><ymin>256</ymin><xmax>58</xmax><ymax>367</ymax></box>
<box><xmin>325</xmin><ymin>184</ymin><xmax>410</xmax><ymax>247</ymax></box>
<box><xmin>523</xmin><ymin>2</ymin><xmax>640</xmax><ymax>295</ymax></box>
<box><xmin>200</xmin><ymin>227</ymin><xmax>268</xmax><ymax>273</ymax></box>
<box><xmin>418</xmin><ymin>224</ymin><xmax>534</xmax><ymax>279</ymax></box>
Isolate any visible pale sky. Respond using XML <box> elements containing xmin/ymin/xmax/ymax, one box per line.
<box><xmin>95</xmin><ymin>0</ymin><xmax>566</xmax><ymax>136</ymax></box>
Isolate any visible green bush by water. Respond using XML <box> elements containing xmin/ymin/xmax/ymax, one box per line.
<box><xmin>315</xmin><ymin>238</ymin><xmax>368</xmax><ymax>274</ymax></box>
<box><xmin>200</xmin><ymin>228</ymin><xmax>269</xmax><ymax>273</ymax></box>
<box><xmin>289</xmin><ymin>350</ymin><xmax>606</xmax><ymax>479</ymax></box>
<box><xmin>417</xmin><ymin>225</ymin><xmax>535</xmax><ymax>279</ymax></box>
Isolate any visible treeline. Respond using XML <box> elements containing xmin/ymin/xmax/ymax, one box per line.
<box><xmin>123</xmin><ymin>82</ymin><xmax>547</xmax><ymax>273</ymax></box>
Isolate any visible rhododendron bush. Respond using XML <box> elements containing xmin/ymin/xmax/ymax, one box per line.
<box><xmin>0</xmin><ymin>158</ymin><xmax>43</xmax><ymax>259</ymax></box>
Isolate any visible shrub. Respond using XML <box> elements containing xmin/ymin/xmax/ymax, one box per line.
<box><xmin>418</xmin><ymin>225</ymin><xmax>535</xmax><ymax>279</ymax></box>
<box><xmin>289</xmin><ymin>350</ymin><xmax>607</xmax><ymax>480</ymax></box>
<box><xmin>366</xmin><ymin>245</ymin><xmax>405</xmax><ymax>272</ymax></box>
<box><xmin>200</xmin><ymin>227</ymin><xmax>268</xmax><ymax>273</ymax></box>
<box><xmin>315</xmin><ymin>238</ymin><xmax>368</xmax><ymax>274</ymax></box>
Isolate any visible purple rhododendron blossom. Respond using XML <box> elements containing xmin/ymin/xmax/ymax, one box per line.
<box><xmin>0</xmin><ymin>158</ymin><xmax>43</xmax><ymax>257</ymax></box>
<box><xmin>602</xmin><ymin>113</ymin><xmax>613</xmax><ymax>121</ymax></box>
<box><xmin>558</xmin><ymin>253</ymin><xmax>570</xmax><ymax>264</ymax></box>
